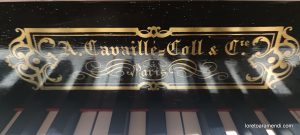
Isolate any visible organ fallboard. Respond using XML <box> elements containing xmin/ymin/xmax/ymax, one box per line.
<box><xmin>0</xmin><ymin>1</ymin><xmax>300</xmax><ymax>135</ymax></box>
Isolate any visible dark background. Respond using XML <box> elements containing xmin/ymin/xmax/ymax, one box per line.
<box><xmin>0</xmin><ymin>1</ymin><xmax>300</xmax><ymax>104</ymax></box>
<box><xmin>0</xmin><ymin>2</ymin><xmax>300</xmax><ymax>134</ymax></box>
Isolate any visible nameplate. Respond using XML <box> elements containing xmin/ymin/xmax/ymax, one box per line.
<box><xmin>5</xmin><ymin>26</ymin><xmax>300</xmax><ymax>90</ymax></box>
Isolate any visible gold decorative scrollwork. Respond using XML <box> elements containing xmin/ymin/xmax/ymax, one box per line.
<box><xmin>75</xmin><ymin>58</ymin><xmax>227</xmax><ymax>84</ymax></box>
<box><xmin>5</xmin><ymin>28</ymin><xmax>62</xmax><ymax>90</ymax></box>
<box><xmin>138</xmin><ymin>82</ymin><xmax>167</xmax><ymax>90</ymax></box>
<box><xmin>247</xmin><ymin>27</ymin><xmax>300</xmax><ymax>88</ymax></box>
<box><xmin>75</xmin><ymin>59</ymin><xmax>136</xmax><ymax>80</ymax></box>
<box><xmin>168</xmin><ymin>59</ymin><xmax>229</xmax><ymax>80</ymax></box>
<box><xmin>5</xmin><ymin>26</ymin><xmax>300</xmax><ymax>90</ymax></box>
<box><xmin>136</xmin><ymin>26</ymin><xmax>172</xmax><ymax>38</ymax></box>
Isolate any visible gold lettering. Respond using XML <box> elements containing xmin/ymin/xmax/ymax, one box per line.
<box><xmin>80</xmin><ymin>38</ymin><xmax>245</xmax><ymax>57</ymax></box>
<box><xmin>144</xmin><ymin>40</ymin><xmax>149</xmax><ymax>55</ymax></box>
<box><xmin>110</xmin><ymin>46</ymin><xmax>119</xmax><ymax>56</ymax></box>
<box><xmin>167</xmin><ymin>40</ymin><xmax>180</xmax><ymax>55</ymax></box>
<box><xmin>208</xmin><ymin>46</ymin><xmax>218</xmax><ymax>56</ymax></box>
<box><xmin>58</xmin><ymin>41</ymin><xmax>77</xmax><ymax>55</ymax></box>
<box><xmin>138</xmin><ymin>40</ymin><xmax>143</xmax><ymax>55</ymax></box>
<box><xmin>100</xmin><ymin>46</ymin><xmax>110</xmax><ymax>55</ymax></box>
<box><xmin>137</xmin><ymin>40</ymin><xmax>149</xmax><ymax>55</ymax></box>
<box><xmin>182</xmin><ymin>46</ymin><xmax>189</xmax><ymax>55</ymax></box>
<box><xmin>120</xmin><ymin>46</ymin><xmax>130</xmax><ymax>55</ymax></box>
<box><xmin>225</xmin><ymin>39</ymin><xmax>239</xmax><ymax>55</ymax></box>
<box><xmin>130</xmin><ymin>46</ymin><xmax>137</xmax><ymax>55</ymax></box>
<box><xmin>151</xmin><ymin>46</ymin><xmax>157</xmax><ymax>55</ymax></box>
<box><xmin>197</xmin><ymin>40</ymin><xmax>203</xmax><ymax>55</ymax></box>
<box><xmin>158</xmin><ymin>49</ymin><xmax>165</xmax><ymax>56</ymax></box>
<box><xmin>141</xmin><ymin>69</ymin><xmax>147</xmax><ymax>77</ymax></box>
<box><xmin>84</xmin><ymin>40</ymin><xmax>98</xmax><ymax>55</ymax></box>
<box><xmin>191</xmin><ymin>40</ymin><xmax>197</xmax><ymax>55</ymax></box>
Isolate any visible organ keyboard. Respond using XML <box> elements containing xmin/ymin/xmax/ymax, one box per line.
<box><xmin>0</xmin><ymin>93</ymin><xmax>300</xmax><ymax>135</ymax></box>
<box><xmin>1</xmin><ymin>107</ymin><xmax>300</xmax><ymax>135</ymax></box>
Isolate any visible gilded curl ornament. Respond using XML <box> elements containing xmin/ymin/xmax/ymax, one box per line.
<box><xmin>5</xmin><ymin>28</ymin><xmax>62</xmax><ymax>90</ymax></box>
<box><xmin>247</xmin><ymin>27</ymin><xmax>300</xmax><ymax>88</ymax></box>
<box><xmin>136</xmin><ymin>26</ymin><xmax>172</xmax><ymax>38</ymax></box>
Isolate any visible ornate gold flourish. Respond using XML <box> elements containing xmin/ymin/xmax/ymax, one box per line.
<box><xmin>5</xmin><ymin>27</ymin><xmax>300</xmax><ymax>90</ymax></box>
<box><xmin>75</xmin><ymin>59</ymin><xmax>136</xmax><ymax>80</ymax></box>
<box><xmin>136</xmin><ymin>26</ymin><xmax>172</xmax><ymax>38</ymax></box>
<box><xmin>75</xmin><ymin>58</ymin><xmax>228</xmax><ymax>84</ymax></box>
<box><xmin>5</xmin><ymin>28</ymin><xmax>62</xmax><ymax>89</ymax></box>
<box><xmin>168</xmin><ymin>59</ymin><xmax>229</xmax><ymax>80</ymax></box>
<box><xmin>247</xmin><ymin>27</ymin><xmax>300</xmax><ymax>88</ymax></box>
<box><xmin>138</xmin><ymin>82</ymin><xmax>167</xmax><ymax>90</ymax></box>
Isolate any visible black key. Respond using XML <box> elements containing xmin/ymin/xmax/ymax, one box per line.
<box><xmin>46</xmin><ymin>91</ymin><xmax>87</xmax><ymax>135</ymax></box>
<box><xmin>47</xmin><ymin>106</ymin><xmax>80</xmax><ymax>135</ymax></box>
<box><xmin>147</xmin><ymin>108</ymin><xmax>166</xmax><ymax>135</ymax></box>
<box><xmin>199</xmin><ymin>104</ymin><xmax>226</xmax><ymax>135</ymax></box>
<box><xmin>108</xmin><ymin>108</ymin><xmax>130</xmax><ymax>135</ymax></box>
<box><xmin>108</xmin><ymin>92</ymin><xmax>131</xmax><ymax>135</ymax></box>
<box><xmin>0</xmin><ymin>104</ymin><xmax>15</xmax><ymax>132</ymax></box>
<box><xmin>197</xmin><ymin>110</ymin><xmax>211</xmax><ymax>135</ymax></box>
<box><xmin>196</xmin><ymin>91</ymin><xmax>226</xmax><ymax>135</ymax></box>
<box><xmin>146</xmin><ymin>91</ymin><xmax>167</xmax><ymax>135</ymax></box>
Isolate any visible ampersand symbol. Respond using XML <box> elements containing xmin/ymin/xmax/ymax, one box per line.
<box><xmin>209</xmin><ymin>46</ymin><xmax>218</xmax><ymax>56</ymax></box>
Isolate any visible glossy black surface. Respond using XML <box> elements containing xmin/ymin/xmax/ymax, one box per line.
<box><xmin>0</xmin><ymin>1</ymin><xmax>300</xmax><ymax>135</ymax></box>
